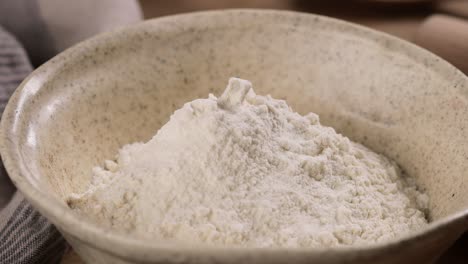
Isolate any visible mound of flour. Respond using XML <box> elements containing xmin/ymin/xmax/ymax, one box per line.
<box><xmin>67</xmin><ymin>78</ymin><xmax>428</xmax><ymax>247</ymax></box>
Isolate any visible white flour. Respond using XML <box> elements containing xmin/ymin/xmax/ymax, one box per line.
<box><xmin>68</xmin><ymin>78</ymin><xmax>428</xmax><ymax>247</ymax></box>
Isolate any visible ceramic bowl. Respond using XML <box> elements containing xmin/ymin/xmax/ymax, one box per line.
<box><xmin>1</xmin><ymin>9</ymin><xmax>468</xmax><ymax>264</ymax></box>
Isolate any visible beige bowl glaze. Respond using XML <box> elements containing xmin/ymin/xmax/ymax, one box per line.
<box><xmin>1</xmin><ymin>9</ymin><xmax>468</xmax><ymax>264</ymax></box>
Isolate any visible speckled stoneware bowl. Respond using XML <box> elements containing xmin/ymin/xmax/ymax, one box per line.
<box><xmin>1</xmin><ymin>9</ymin><xmax>468</xmax><ymax>264</ymax></box>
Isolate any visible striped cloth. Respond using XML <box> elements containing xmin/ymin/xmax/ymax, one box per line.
<box><xmin>0</xmin><ymin>26</ymin><xmax>67</xmax><ymax>264</ymax></box>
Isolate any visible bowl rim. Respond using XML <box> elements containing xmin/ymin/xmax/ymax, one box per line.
<box><xmin>1</xmin><ymin>8</ymin><xmax>468</xmax><ymax>261</ymax></box>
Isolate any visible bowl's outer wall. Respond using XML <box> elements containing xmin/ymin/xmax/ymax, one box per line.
<box><xmin>62</xmin><ymin>227</ymin><xmax>462</xmax><ymax>264</ymax></box>
<box><xmin>2</xmin><ymin>10</ymin><xmax>468</xmax><ymax>264</ymax></box>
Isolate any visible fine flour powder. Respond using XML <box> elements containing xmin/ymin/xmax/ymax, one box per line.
<box><xmin>68</xmin><ymin>78</ymin><xmax>428</xmax><ymax>247</ymax></box>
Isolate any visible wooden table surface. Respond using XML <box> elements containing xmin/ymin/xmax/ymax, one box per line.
<box><xmin>62</xmin><ymin>0</ymin><xmax>468</xmax><ymax>263</ymax></box>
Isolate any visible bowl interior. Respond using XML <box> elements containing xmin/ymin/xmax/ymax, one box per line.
<box><xmin>8</xmin><ymin>10</ymin><xmax>468</xmax><ymax>229</ymax></box>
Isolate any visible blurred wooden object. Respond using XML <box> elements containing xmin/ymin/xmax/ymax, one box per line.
<box><xmin>358</xmin><ymin>0</ymin><xmax>434</xmax><ymax>4</ymax></box>
<box><xmin>139</xmin><ymin>0</ymin><xmax>290</xmax><ymax>18</ymax></box>
<box><xmin>351</xmin><ymin>17</ymin><xmax>423</xmax><ymax>41</ymax></box>
<box><xmin>61</xmin><ymin>249</ymin><xmax>83</xmax><ymax>264</ymax></box>
<box><xmin>415</xmin><ymin>14</ymin><xmax>468</xmax><ymax>74</ymax></box>
<box><xmin>436</xmin><ymin>233</ymin><xmax>468</xmax><ymax>264</ymax></box>
<box><xmin>435</xmin><ymin>0</ymin><xmax>468</xmax><ymax>18</ymax></box>
<box><xmin>140</xmin><ymin>0</ymin><xmax>426</xmax><ymax>41</ymax></box>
